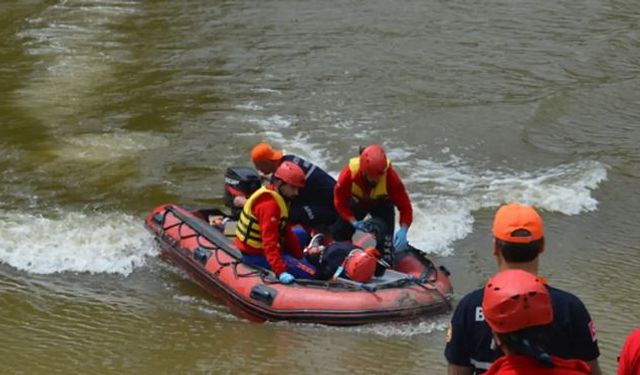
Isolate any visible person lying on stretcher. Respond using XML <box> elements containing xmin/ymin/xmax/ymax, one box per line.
<box><xmin>304</xmin><ymin>235</ymin><xmax>387</xmax><ymax>283</ymax></box>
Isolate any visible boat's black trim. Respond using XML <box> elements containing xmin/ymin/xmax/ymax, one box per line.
<box><xmin>165</xmin><ymin>205</ymin><xmax>242</xmax><ymax>259</ymax></box>
<box><xmin>250</xmin><ymin>285</ymin><xmax>277</xmax><ymax>306</ymax></box>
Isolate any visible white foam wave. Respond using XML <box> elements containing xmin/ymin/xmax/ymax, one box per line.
<box><xmin>340</xmin><ymin>318</ymin><xmax>449</xmax><ymax>338</ymax></box>
<box><xmin>235</xmin><ymin>102</ymin><xmax>264</xmax><ymax>111</ymax></box>
<box><xmin>238</xmin><ymin>113</ymin><xmax>336</xmax><ymax>172</ymax></box>
<box><xmin>0</xmin><ymin>210</ymin><xmax>155</xmax><ymax>275</ymax></box>
<box><xmin>269</xmin><ymin>316</ymin><xmax>449</xmax><ymax>337</ymax></box>
<box><xmin>408</xmin><ymin>200</ymin><xmax>475</xmax><ymax>256</ymax></box>
<box><xmin>250</xmin><ymin>88</ymin><xmax>282</xmax><ymax>95</ymax></box>
<box><xmin>245</xmin><ymin>115</ymin><xmax>293</xmax><ymax>130</ymax></box>
<box><xmin>405</xmin><ymin>158</ymin><xmax>608</xmax><ymax>255</ymax></box>
<box><xmin>283</xmin><ymin>134</ymin><xmax>336</xmax><ymax>173</ymax></box>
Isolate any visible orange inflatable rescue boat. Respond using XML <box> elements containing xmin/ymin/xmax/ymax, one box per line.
<box><xmin>145</xmin><ymin>204</ymin><xmax>453</xmax><ymax>325</ymax></box>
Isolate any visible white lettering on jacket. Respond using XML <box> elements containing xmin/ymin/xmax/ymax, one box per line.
<box><xmin>475</xmin><ymin>307</ymin><xmax>485</xmax><ymax>322</ymax></box>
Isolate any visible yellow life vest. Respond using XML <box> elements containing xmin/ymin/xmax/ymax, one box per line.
<box><xmin>348</xmin><ymin>157</ymin><xmax>390</xmax><ymax>201</ymax></box>
<box><xmin>236</xmin><ymin>186</ymin><xmax>289</xmax><ymax>249</ymax></box>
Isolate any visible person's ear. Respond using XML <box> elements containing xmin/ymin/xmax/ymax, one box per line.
<box><xmin>492</xmin><ymin>239</ymin><xmax>499</xmax><ymax>256</ymax></box>
<box><xmin>492</xmin><ymin>332</ymin><xmax>503</xmax><ymax>348</ymax></box>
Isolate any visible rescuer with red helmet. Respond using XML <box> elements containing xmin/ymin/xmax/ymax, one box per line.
<box><xmin>445</xmin><ymin>203</ymin><xmax>601</xmax><ymax>374</ymax></box>
<box><xmin>481</xmin><ymin>269</ymin><xmax>591</xmax><ymax>375</ymax></box>
<box><xmin>236</xmin><ymin>161</ymin><xmax>316</xmax><ymax>284</ymax></box>
<box><xmin>333</xmin><ymin>144</ymin><xmax>413</xmax><ymax>262</ymax></box>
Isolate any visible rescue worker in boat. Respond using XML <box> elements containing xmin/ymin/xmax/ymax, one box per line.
<box><xmin>332</xmin><ymin>144</ymin><xmax>413</xmax><ymax>261</ymax></box>
<box><xmin>235</xmin><ymin>161</ymin><xmax>317</xmax><ymax>284</ymax></box>
<box><xmin>481</xmin><ymin>269</ymin><xmax>592</xmax><ymax>375</ymax></box>
<box><xmin>444</xmin><ymin>203</ymin><xmax>601</xmax><ymax>375</ymax></box>
<box><xmin>243</xmin><ymin>142</ymin><xmax>339</xmax><ymax>238</ymax></box>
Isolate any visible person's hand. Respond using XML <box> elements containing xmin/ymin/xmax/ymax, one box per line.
<box><xmin>393</xmin><ymin>226</ymin><xmax>409</xmax><ymax>251</ymax></box>
<box><xmin>278</xmin><ymin>272</ymin><xmax>295</xmax><ymax>284</ymax></box>
<box><xmin>304</xmin><ymin>245</ymin><xmax>325</xmax><ymax>256</ymax></box>
<box><xmin>258</xmin><ymin>171</ymin><xmax>272</xmax><ymax>181</ymax></box>
<box><xmin>233</xmin><ymin>195</ymin><xmax>247</xmax><ymax>207</ymax></box>
<box><xmin>351</xmin><ymin>219</ymin><xmax>369</xmax><ymax>232</ymax></box>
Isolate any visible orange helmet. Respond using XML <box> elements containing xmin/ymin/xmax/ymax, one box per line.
<box><xmin>251</xmin><ymin>142</ymin><xmax>283</xmax><ymax>163</ymax></box>
<box><xmin>482</xmin><ymin>269</ymin><xmax>553</xmax><ymax>334</ymax></box>
<box><xmin>344</xmin><ymin>249</ymin><xmax>377</xmax><ymax>282</ymax></box>
<box><xmin>274</xmin><ymin>161</ymin><xmax>306</xmax><ymax>188</ymax></box>
<box><xmin>360</xmin><ymin>144</ymin><xmax>388</xmax><ymax>179</ymax></box>
<box><xmin>492</xmin><ymin>203</ymin><xmax>544</xmax><ymax>244</ymax></box>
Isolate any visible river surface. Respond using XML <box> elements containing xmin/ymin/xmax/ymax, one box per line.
<box><xmin>1</xmin><ymin>1</ymin><xmax>639</xmax><ymax>374</ymax></box>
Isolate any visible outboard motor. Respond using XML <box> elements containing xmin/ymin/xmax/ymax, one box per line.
<box><xmin>224</xmin><ymin>166</ymin><xmax>261</xmax><ymax>219</ymax></box>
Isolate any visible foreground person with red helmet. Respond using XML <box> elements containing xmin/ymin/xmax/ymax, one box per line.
<box><xmin>236</xmin><ymin>161</ymin><xmax>316</xmax><ymax>284</ymax></box>
<box><xmin>482</xmin><ymin>269</ymin><xmax>591</xmax><ymax>374</ymax></box>
<box><xmin>617</xmin><ymin>328</ymin><xmax>640</xmax><ymax>375</ymax></box>
<box><xmin>445</xmin><ymin>203</ymin><xmax>601</xmax><ymax>374</ymax></box>
<box><xmin>333</xmin><ymin>144</ymin><xmax>413</xmax><ymax>264</ymax></box>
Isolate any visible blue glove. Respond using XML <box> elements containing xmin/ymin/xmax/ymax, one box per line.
<box><xmin>352</xmin><ymin>219</ymin><xmax>369</xmax><ymax>232</ymax></box>
<box><xmin>393</xmin><ymin>227</ymin><xmax>409</xmax><ymax>251</ymax></box>
<box><xmin>278</xmin><ymin>272</ymin><xmax>295</xmax><ymax>284</ymax></box>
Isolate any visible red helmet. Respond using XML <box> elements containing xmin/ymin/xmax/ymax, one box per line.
<box><xmin>274</xmin><ymin>161</ymin><xmax>306</xmax><ymax>188</ymax></box>
<box><xmin>344</xmin><ymin>249</ymin><xmax>377</xmax><ymax>282</ymax></box>
<box><xmin>482</xmin><ymin>269</ymin><xmax>552</xmax><ymax>334</ymax></box>
<box><xmin>360</xmin><ymin>144</ymin><xmax>388</xmax><ymax>179</ymax></box>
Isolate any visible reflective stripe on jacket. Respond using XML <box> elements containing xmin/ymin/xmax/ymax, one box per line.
<box><xmin>236</xmin><ymin>186</ymin><xmax>288</xmax><ymax>248</ymax></box>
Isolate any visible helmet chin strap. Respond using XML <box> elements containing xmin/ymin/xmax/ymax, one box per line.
<box><xmin>273</xmin><ymin>179</ymin><xmax>284</xmax><ymax>194</ymax></box>
<box><xmin>362</xmin><ymin>172</ymin><xmax>377</xmax><ymax>187</ymax></box>
<box><xmin>275</xmin><ymin>180</ymin><xmax>294</xmax><ymax>202</ymax></box>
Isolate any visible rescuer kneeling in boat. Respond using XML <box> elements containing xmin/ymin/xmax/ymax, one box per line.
<box><xmin>235</xmin><ymin>161</ymin><xmax>317</xmax><ymax>284</ymax></box>
<box><xmin>333</xmin><ymin>144</ymin><xmax>413</xmax><ymax>264</ymax></box>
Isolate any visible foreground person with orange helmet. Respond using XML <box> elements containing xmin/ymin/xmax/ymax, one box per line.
<box><xmin>482</xmin><ymin>269</ymin><xmax>591</xmax><ymax>375</ymax></box>
<box><xmin>617</xmin><ymin>328</ymin><xmax>640</xmax><ymax>375</ymax></box>
<box><xmin>333</xmin><ymin>144</ymin><xmax>413</xmax><ymax>262</ymax></box>
<box><xmin>445</xmin><ymin>203</ymin><xmax>601</xmax><ymax>375</ymax></box>
<box><xmin>235</xmin><ymin>161</ymin><xmax>316</xmax><ymax>284</ymax></box>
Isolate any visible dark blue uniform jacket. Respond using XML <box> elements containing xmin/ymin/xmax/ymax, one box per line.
<box><xmin>444</xmin><ymin>285</ymin><xmax>599</xmax><ymax>374</ymax></box>
<box><xmin>282</xmin><ymin>154</ymin><xmax>337</xmax><ymax>227</ymax></box>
